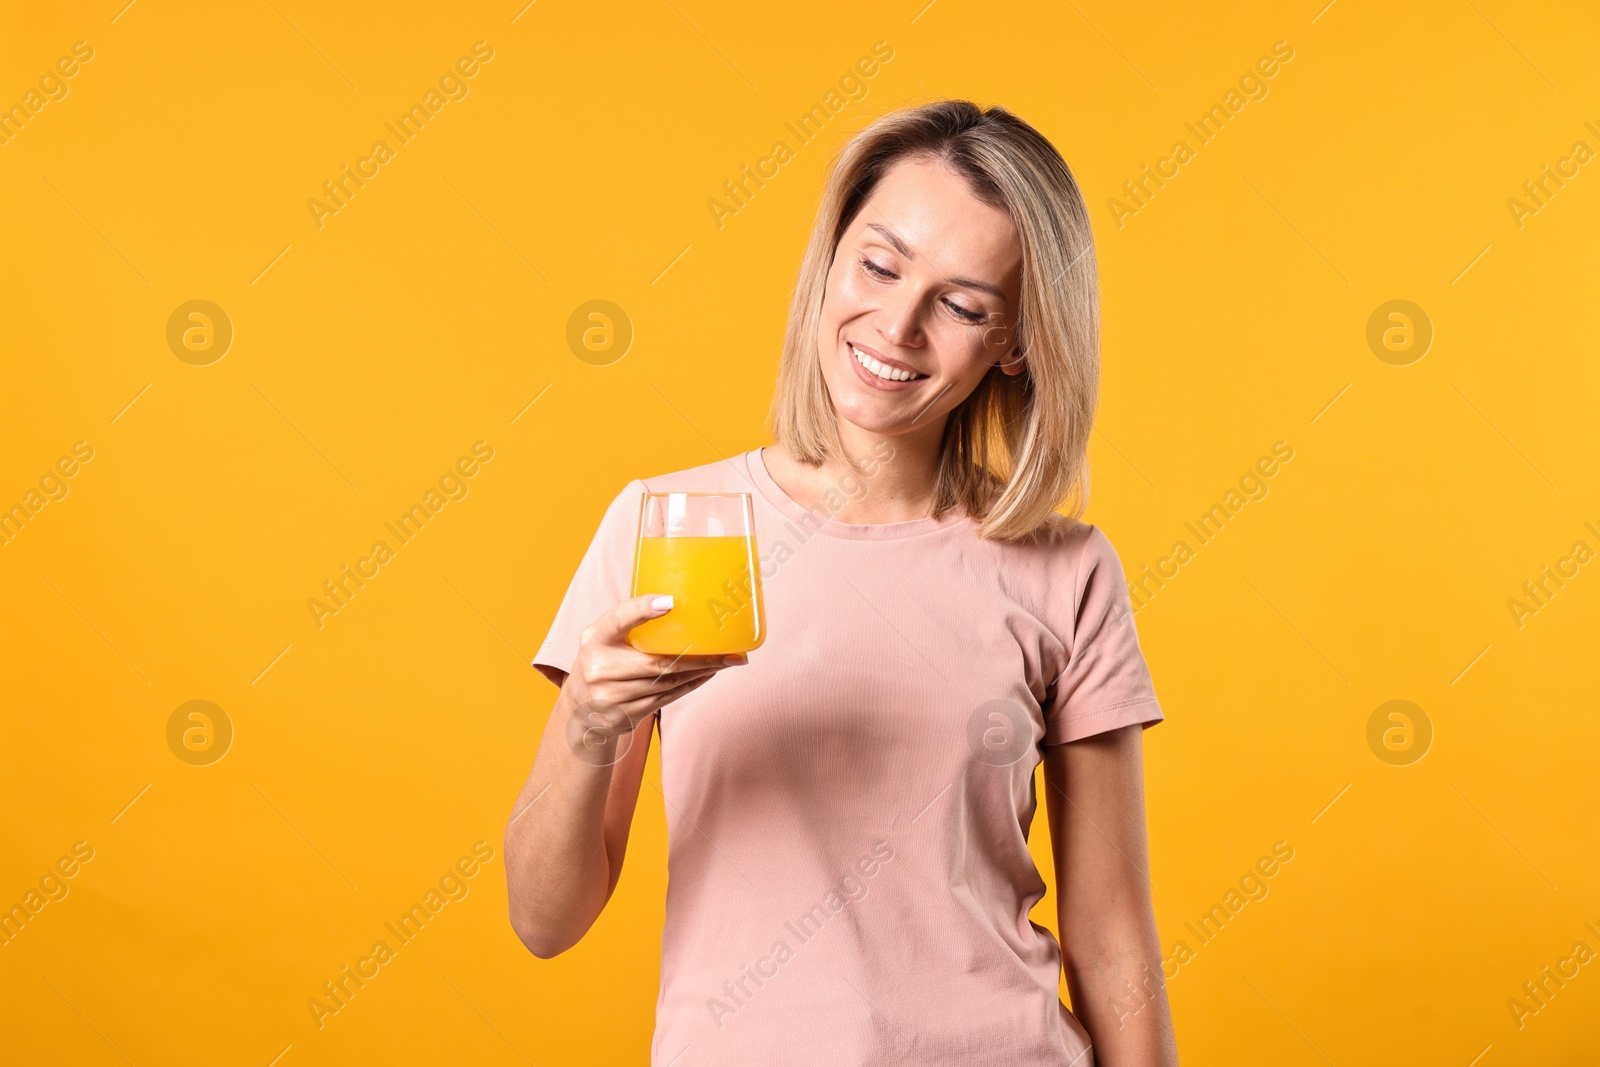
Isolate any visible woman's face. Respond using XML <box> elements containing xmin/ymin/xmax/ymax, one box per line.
<box><xmin>816</xmin><ymin>155</ymin><xmax>1025</xmax><ymax>440</ymax></box>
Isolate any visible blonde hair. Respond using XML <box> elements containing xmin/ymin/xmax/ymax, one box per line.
<box><xmin>766</xmin><ymin>99</ymin><xmax>1100</xmax><ymax>543</ymax></box>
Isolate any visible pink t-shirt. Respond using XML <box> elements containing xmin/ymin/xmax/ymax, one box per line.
<box><xmin>533</xmin><ymin>446</ymin><xmax>1164</xmax><ymax>1066</ymax></box>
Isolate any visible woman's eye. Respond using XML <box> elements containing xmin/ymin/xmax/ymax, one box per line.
<box><xmin>945</xmin><ymin>300</ymin><xmax>984</xmax><ymax>323</ymax></box>
<box><xmin>859</xmin><ymin>257</ymin><xmax>894</xmax><ymax>279</ymax></box>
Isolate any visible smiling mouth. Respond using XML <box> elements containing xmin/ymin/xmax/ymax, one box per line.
<box><xmin>849</xmin><ymin>342</ymin><xmax>927</xmax><ymax>382</ymax></box>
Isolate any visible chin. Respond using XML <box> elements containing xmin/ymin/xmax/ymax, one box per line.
<box><xmin>832</xmin><ymin>398</ymin><xmax>906</xmax><ymax>434</ymax></box>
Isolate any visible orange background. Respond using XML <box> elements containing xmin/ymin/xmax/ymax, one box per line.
<box><xmin>2</xmin><ymin>1</ymin><xmax>1597</xmax><ymax>1064</ymax></box>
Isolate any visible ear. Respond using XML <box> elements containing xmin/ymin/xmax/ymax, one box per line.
<box><xmin>1001</xmin><ymin>349</ymin><xmax>1027</xmax><ymax>376</ymax></box>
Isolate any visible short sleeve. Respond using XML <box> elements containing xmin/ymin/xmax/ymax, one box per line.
<box><xmin>1042</xmin><ymin>525</ymin><xmax>1164</xmax><ymax>744</ymax></box>
<box><xmin>530</xmin><ymin>478</ymin><xmax>645</xmax><ymax>688</ymax></box>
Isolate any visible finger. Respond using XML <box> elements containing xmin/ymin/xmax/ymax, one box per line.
<box><xmin>589</xmin><ymin>596</ymin><xmax>741</xmax><ymax>674</ymax></box>
<box><xmin>592</xmin><ymin>593</ymin><xmax>680</xmax><ymax>648</ymax></box>
<box><xmin>586</xmin><ymin>666</ymin><xmax>714</xmax><ymax>713</ymax></box>
<box><xmin>626</xmin><ymin>665</ymin><xmax>719</xmax><ymax>694</ymax></box>
<box><xmin>632</xmin><ymin>649</ymin><xmax>743</xmax><ymax>679</ymax></box>
<box><xmin>602</xmin><ymin>666</ymin><xmax>718</xmax><ymax>719</ymax></box>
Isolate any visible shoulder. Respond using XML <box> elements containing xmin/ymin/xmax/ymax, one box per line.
<box><xmin>1051</xmin><ymin>522</ymin><xmax>1135</xmax><ymax>610</ymax></box>
<box><xmin>971</xmin><ymin>514</ymin><xmax>1125</xmax><ymax>614</ymax></box>
<box><xmin>1002</xmin><ymin>518</ymin><xmax>1141</xmax><ymax>622</ymax></box>
<box><xmin>985</xmin><ymin>512</ymin><xmax>1119</xmax><ymax>572</ymax></box>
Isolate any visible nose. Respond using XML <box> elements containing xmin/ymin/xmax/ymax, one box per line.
<box><xmin>877</xmin><ymin>288</ymin><xmax>926</xmax><ymax>349</ymax></box>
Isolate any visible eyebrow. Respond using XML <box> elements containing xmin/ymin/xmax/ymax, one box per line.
<box><xmin>864</xmin><ymin>222</ymin><xmax>1008</xmax><ymax>300</ymax></box>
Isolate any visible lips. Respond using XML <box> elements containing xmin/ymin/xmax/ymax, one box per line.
<box><xmin>848</xmin><ymin>341</ymin><xmax>927</xmax><ymax>381</ymax></box>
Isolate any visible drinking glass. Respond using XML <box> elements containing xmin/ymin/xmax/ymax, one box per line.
<box><xmin>628</xmin><ymin>492</ymin><xmax>766</xmax><ymax>656</ymax></box>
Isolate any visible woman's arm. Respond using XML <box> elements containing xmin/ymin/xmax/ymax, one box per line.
<box><xmin>1043</xmin><ymin>723</ymin><xmax>1178</xmax><ymax>1065</ymax></box>
<box><xmin>504</xmin><ymin>595</ymin><xmax>738</xmax><ymax>958</ymax></box>
<box><xmin>503</xmin><ymin>675</ymin><xmax>657</xmax><ymax>958</ymax></box>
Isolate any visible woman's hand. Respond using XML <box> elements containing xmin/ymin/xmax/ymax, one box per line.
<box><xmin>562</xmin><ymin>594</ymin><xmax>747</xmax><ymax>759</ymax></box>
<box><xmin>505</xmin><ymin>593</ymin><xmax>746</xmax><ymax>958</ymax></box>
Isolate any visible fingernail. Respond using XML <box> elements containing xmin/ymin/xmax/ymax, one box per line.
<box><xmin>723</xmin><ymin>654</ymin><xmax>747</xmax><ymax>666</ymax></box>
<box><xmin>651</xmin><ymin>595</ymin><xmax>674</xmax><ymax>611</ymax></box>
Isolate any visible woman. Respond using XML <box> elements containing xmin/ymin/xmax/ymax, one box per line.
<box><xmin>506</xmin><ymin>99</ymin><xmax>1179</xmax><ymax>1066</ymax></box>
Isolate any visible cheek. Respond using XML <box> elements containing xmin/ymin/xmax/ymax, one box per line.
<box><xmin>833</xmin><ymin>266</ymin><xmax>873</xmax><ymax>310</ymax></box>
<box><xmin>974</xmin><ymin>312</ymin><xmax>1010</xmax><ymax>352</ymax></box>
<box><xmin>819</xmin><ymin>273</ymin><xmax>869</xmax><ymax>353</ymax></box>
<box><xmin>936</xmin><ymin>325</ymin><xmax>991</xmax><ymax>373</ymax></box>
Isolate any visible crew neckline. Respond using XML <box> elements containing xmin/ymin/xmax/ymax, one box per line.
<box><xmin>745</xmin><ymin>446</ymin><xmax>973</xmax><ymax>541</ymax></box>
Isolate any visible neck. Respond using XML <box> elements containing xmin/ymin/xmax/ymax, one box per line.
<box><xmin>771</xmin><ymin>420</ymin><xmax>947</xmax><ymax>524</ymax></box>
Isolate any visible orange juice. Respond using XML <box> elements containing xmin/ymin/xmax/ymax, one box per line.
<box><xmin>629</xmin><ymin>535</ymin><xmax>765</xmax><ymax>655</ymax></box>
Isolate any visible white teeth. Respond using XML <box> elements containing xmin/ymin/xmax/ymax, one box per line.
<box><xmin>851</xmin><ymin>344</ymin><xmax>923</xmax><ymax>382</ymax></box>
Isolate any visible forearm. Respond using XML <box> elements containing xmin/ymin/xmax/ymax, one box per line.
<box><xmin>1062</xmin><ymin>933</ymin><xmax>1177</xmax><ymax>1066</ymax></box>
<box><xmin>503</xmin><ymin>685</ymin><xmax>635</xmax><ymax>957</ymax></box>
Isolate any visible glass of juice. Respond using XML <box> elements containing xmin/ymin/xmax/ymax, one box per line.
<box><xmin>628</xmin><ymin>492</ymin><xmax>766</xmax><ymax>656</ymax></box>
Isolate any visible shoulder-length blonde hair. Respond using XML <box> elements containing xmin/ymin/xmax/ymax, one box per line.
<box><xmin>767</xmin><ymin>99</ymin><xmax>1099</xmax><ymax>543</ymax></box>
